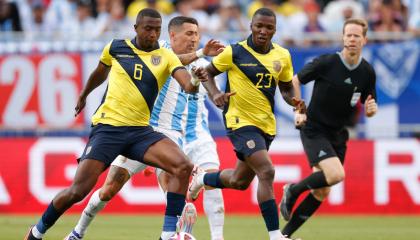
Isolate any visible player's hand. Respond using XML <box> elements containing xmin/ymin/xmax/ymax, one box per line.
<box><xmin>365</xmin><ymin>94</ymin><xmax>377</xmax><ymax>117</ymax></box>
<box><xmin>74</xmin><ymin>95</ymin><xmax>87</xmax><ymax>117</ymax></box>
<box><xmin>143</xmin><ymin>166</ymin><xmax>155</xmax><ymax>177</ymax></box>
<box><xmin>191</xmin><ymin>66</ymin><xmax>208</xmax><ymax>83</ymax></box>
<box><xmin>294</xmin><ymin>111</ymin><xmax>307</xmax><ymax>128</ymax></box>
<box><xmin>203</xmin><ymin>39</ymin><xmax>225</xmax><ymax>57</ymax></box>
<box><xmin>292</xmin><ymin>97</ymin><xmax>307</xmax><ymax>114</ymax></box>
<box><xmin>213</xmin><ymin>91</ymin><xmax>235</xmax><ymax>108</ymax></box>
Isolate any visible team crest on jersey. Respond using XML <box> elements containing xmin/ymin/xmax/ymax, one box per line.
<box><xmin>246</xmin><ymin>140</ymin><xmax>256</xmax><ymax>149</ymax></box>
<box><xmin>273</xmin><ymin>61</ymin><xmax>281</xmax><ymax>72</ymax></box>
<box><xmin>151</xmin><ymin>55</ymin><xmax>161</xmax><ymax>65</ymax></box>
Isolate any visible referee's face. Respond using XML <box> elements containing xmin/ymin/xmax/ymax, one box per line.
<box><xmin>250</xmin><ymin>14</ymin><xmax>276</xmax><ymax>47</ymax></box>
<box><xmin>343</xmin><ymin>23</ymin><xmax>367</xmax><ymax>55</ymax></box>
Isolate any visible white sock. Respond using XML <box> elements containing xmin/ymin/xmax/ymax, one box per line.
<box><xmin>74</xmin><ymin>189</ymin><xmax>108</xmax><ymax>237</ymax></box>
<box><xmin>269</xmin><ymin>230</ymin><xmax>284</xmax><ymax>240</ymax></box>
<box><xmin>32</xmin><ymin>226</ymin><xmax>44</xmax><ymax>239</ymax></box>
<box><xmin>203</xmin><ymin>189</ymin><xmax>225</xmax><ymax>240</ymax></box>
<box><xmin>160</xmin><ymin>231</ymin><xmax>175</xmax><ymax>240</ymax></box>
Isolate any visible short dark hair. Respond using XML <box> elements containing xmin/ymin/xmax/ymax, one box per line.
<box><xmin>252</xmin><ymin>7</ymin><xmax>276</xmax><ymax>21</ymax></box>
<box><xmin>136</xmin><ymin>8</ymin><xmax>161</xmax><ymax>23</ymax></box>
<box><xmin>343</xmin><ymin>18</ymin><xmax>368</xmax><ymax>36</ymax></box>
<box><xmin>168</xmin><ymin>16</ymin><xmax>198</xmax><ymax>32</ymax></box>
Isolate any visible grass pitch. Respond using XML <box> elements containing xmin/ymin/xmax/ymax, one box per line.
<box><xmin>3</xmin><ymin>214</ymin><xmax>420</xmax><ymax>240</ymax></box>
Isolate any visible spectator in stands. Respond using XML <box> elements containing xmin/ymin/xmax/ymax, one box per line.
<box><xmin>301</xmin><ymin>1</ymin><xmax>329</xmax><ymax>47</ymax></box>
<box><xmin>127</xmin><ymin>0</ymin><xmax>174</xmax><ymax>22</ymax></box>
<box><xmin>96</xmin><ymin>0</ymin><xmax>131</xmax><ymax>37</ymax></box>
<box><xmin>208</xmin><ymin>0</ymin><xmax>248</xmax><ymax>32</ymax></box>
<box><xmin>247</xmin><ymin>0</ymin><xmax>279</xmax><ymax>18</ymax></box>
<box><xmin>323</xmin><ymin>0</ymin><xmax>364</xmax><ymax>32</ymax></box>
<box><xmin>169</xmin><ymin>0</ymin><xmax>209</xmax><ymax>32</ymax></box>
<box><xmin>61</xmin><ymin>0</ymin><xmax>96</xmax><ymax>37</ymax></box>
<box><xmin>371</xmin><ymin>0</ymin><xmax>405</xmax><ymax>36</ymax></box>
<box><xmin>0</xmin><ymin>0</ymin><xmax>22</xmax><ymax>31</ymax></box>
<box><xmin>30</xmin><ymin>0</ymin><xmax>49</xmax><ymax>33</ymax></box>
<box><xmin>278</xmin><ymin>0</ymin><xmax>305</xmax><ymax>17</ymax></box>
<box><xmin>44</xmin><ymin>0</ymin><xmax>78</xmax><ymax>33</ymax></box>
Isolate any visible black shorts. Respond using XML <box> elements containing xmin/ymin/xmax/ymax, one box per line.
<box><xmin>227</xmin><ymin>126</ymin><xmax>274</xmax><ymax>161</ymax></box>
<box><xmin>79</xmin><ymin>124</ymin><xmax>166</xmax><ymax>166</ymax></box>
<box><xmin>300</xmin><ymin>122</ymin><xmax>349</xmax><ymax>167</ymax></box>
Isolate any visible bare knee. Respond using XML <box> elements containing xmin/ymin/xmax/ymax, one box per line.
<box><xmin>172</xmin><ymin>158</ymin><xmax>194</xmax><ymax>179</ymax></box>
<box><xmin>229</xmin><ymin>178</ymin><xmax>251</xmax><ymax>190</ymax></box>
<box><xmin>312</xmin><ymin>187</ymin><xmax>331</xmax><ymax>201</ymax></box>
<box><xmin>65</xmin><ymin>186</ymin><xmax>90</xmax><ymax>204</ymax></box>
<box><xmin>98</xmin><ymin>186</ymin><xmax>118</xmax><ymax>201</ymax></box>
<box><xmin>325</xmin><ymin>168</ymin><xmax>345</xmax><ymax>185</ymax></box>
<box><xmin>256</xmin><ymin>165</ymin><xmax>275</xmax><ymax>183</ymax></box>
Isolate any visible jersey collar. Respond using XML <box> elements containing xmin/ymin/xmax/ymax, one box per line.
<box><xmin>337</xmin><ymin>52</ymin><xmax>362</xmax><ymax>71</ymax></box>
<box><xmin>131</xmin><ymin>37</ymin><xmax>160</xmax><ymax>52</ymax></box>
<box><xmin>247</xmin><ymin>35</ymin><xmax>273</xmax><ymax>54</ymax></box>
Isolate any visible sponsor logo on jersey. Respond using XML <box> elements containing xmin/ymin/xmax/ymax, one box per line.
<box><xmin>116</xmin><ymin>54</ymin><xmax>134</xmax><ymax>58</ymax></box>
<box><xmin>239</xmin><ymin>63</ymin><xmax>258</xmax><ymax>67</ymax></box>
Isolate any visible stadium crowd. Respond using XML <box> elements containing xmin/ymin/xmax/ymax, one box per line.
<box><xmin>0</xmin><ymin>0</ymin><xmax>419</xmax><ymax>46</ymax></box>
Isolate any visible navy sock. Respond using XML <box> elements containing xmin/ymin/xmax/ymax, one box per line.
<box><xmin>35</xmin><ymin>202</ymin><xmax>62</xmax><ymax>233</ymax></box>
<box><xmin>282</xmin><ymin>193</ymin><xmax>322</xmax><ymax>237</ymax></box>
<box><xmin>163</xmin><ymin>192</ymin><xmax>185</xmax><ymax>232</ymax></box>
<box><xmin>291</xmin><ymin>171</ymin><xmax>329</xmax><ymax>196</ymax></box>
<box><xmin>203</xmin><ymin>171</ymin><xmax>225</xmax><ymax>188</ymax></box>
<box><xmin>259</xmin><ymin>199</ymin><xmax>279</xmax><ymax>232</ymax></box>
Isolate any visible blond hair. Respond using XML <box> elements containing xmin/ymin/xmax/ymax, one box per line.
<box><xmin>343</xmin><ymin>18</ymin><xmax>368</xmax><ymax>36</ymax></box>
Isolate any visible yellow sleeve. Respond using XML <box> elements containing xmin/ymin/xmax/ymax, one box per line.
<box><xmin>165</xmin><ymin>49</ymin><xmax>184</xmax><ymax>74</ymax></box>
<box><xmin>100</xmin><ymin>41</ymin><xmax>112</xmax><ymax>66</ymax></box>
<box><xmin>278</xmin><ymin>50</ymin><xmax>293</xmax><ymax>83</ymax></box>
<box><xmin>211</xmin><ymin>46</ymin><xmax>233</xmax><ymax>73</ymax></box>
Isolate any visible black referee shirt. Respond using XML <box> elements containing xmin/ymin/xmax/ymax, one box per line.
<box><xmin>298</xmin><ymin>52</ymin><xmax>376</xmax><ymax>131</ymax></box>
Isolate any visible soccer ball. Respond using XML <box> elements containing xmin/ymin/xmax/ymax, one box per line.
<box><xmin>169</xmin><ymin>232</ymin><xmax>196</xmax><ymax>240</ymax></box>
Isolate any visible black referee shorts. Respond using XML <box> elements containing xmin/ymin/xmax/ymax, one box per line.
<box><xmin>300</xmin><ymin>123</ymin><xmax>349</xmax><ymax>167</ymax></box>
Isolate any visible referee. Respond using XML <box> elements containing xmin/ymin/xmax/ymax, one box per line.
<box><xmin>279</xmin><ymin>18</ymin><xmax>378</xmax><ymax>238</ymax></box>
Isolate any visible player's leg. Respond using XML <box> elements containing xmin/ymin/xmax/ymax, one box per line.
<box><xmin>244</xmin><ymin>149</ymin><xmax>285</xmax><ymax>240</ymax></box>
<box><xmin>280</xmin><ymin>127</ymin><xmax>348</xmax><ymax>222</ymax></box>
<box><xmin>185</xmin><ymin>138</ymin><xmax>225</xmax><ymax>240</ymax></box>
<box><xmin>26</xmin><ymin>159</ymin><xmax>106</xmax><ymax>240</ymax></box>
<box><xmin>142</xmin><ymin>138</ymin><xmax>193</xmax><ymax>240</ymax></box>
<box><xmin>67</xmin><ymin>156</ymin><xmax>147</xmax><ymax>239</ymax></box>
<box><xmin>281</xmin><ymin>166</ymin><xmax>327</xmax><ymax>238</ymax></box>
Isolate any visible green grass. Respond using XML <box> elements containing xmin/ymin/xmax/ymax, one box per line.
<box><xmin>4</xmin><ymin>214</ymin><xmax>420</xmax><ymax>240</ymax></box>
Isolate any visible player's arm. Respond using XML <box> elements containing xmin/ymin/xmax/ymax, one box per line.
<box><xmin>75</xmin><ymin>62</ymin><xmax>110</xmax><ymax>116</ymax></box>
<box><xmin>201</xmin><ymin>63</ymin><xmax>235</xmax><ymax>108</ymax></box>
<box><xmin>177</xmin><ymin>39</ymin><xmax>225</xmax><ymax>65</ymax></box>
<box><xmin>172</xmin><ymin>67</ymin><xmax>200</xmax><ymax>93</ymax></box>
<box><xmin>364</xmin><ymin>68</ymin><xmax>378</xmax><ymax>117</ymax></box>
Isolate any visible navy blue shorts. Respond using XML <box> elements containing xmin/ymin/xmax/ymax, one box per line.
<box><xmin>227</xmin><ymin>126</ymin><xmax>275</xmax><ymax>161</ymax></box>
<box><xmin>79</xmin><ymin>124</ymin><xmax>166</xmax><ymax>166</ymax></box>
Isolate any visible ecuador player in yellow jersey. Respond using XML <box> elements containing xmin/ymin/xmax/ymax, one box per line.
<box><xmin>188</xmin><ymin>8</ymin><xmax>306</xmax><ymax>240</ymax></box>
<box><xmin>25</xmin><ymin>9</ymin><xmax>204</xmax><ymax>240</ymax></box>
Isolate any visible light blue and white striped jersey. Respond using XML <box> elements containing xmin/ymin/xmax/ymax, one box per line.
<box><xmin>150</xmin><ymin>40</ymin><xmax>188</xmax><ymax>131</ymax></box>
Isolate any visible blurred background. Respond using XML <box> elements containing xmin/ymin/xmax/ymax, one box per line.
<box><xmin>0</xmin><ymin>0</ymin><xmax>420</xmax><ymax>238</ymax></box>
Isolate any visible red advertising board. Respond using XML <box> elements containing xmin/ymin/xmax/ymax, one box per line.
<box><xmin>0</xmin><ymin>54</ymin><xmax>84</xmax><ymax>129</ymax></box>
<box><xmin>0</xmin><ymin>138</ymin><xmax>419</xmax><ymax>214</ymax></box>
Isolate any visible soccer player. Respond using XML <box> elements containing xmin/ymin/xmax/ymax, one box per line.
<box><xmin>63</xmin><ymin>16</ymin><xmax>225</xmax><ymax>240</ymax></box>
<box><xmin>188</xmin><ymin>8</ymin><xmax>305</xmax><ymax>240</ymax></box>
<box><xmin>25</xmin><ymin>8</ymin><xmax>203</xmax><ymax>240</ymax></box>
<box><xmin>279</xmin><ymin>18</ymin><xmax>378</xmax><ymax>238</ymax></box>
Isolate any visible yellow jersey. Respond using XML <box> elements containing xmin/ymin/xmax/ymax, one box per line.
<box><xmin>91</xmin><ymin>38</ymin><xmax>184</xmax><ymax>127</ymax></box>
<box><xmin>212</xmin><ymin>36</ymin><xmax>293</xmax><ymax>135</ymax></box>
